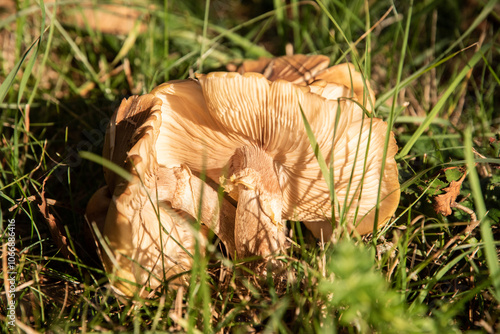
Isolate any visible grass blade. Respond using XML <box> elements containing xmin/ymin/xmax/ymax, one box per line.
<box><xmin>464</xmin><ymin>127</ymin><xmax>500</xmax><ymax>302</ymax></box>
<box><xmin>396</xmin><ymin>44</ymin><xmax>488</xmax><ymax>159</ymax></box>
<box><xmin>79</xmin><ymin>151</ymin><xmax>132</xmax><ymax>182</ymax></box>
<box><xmin>0</xmin><ymin>36</ymin><xmax>40</xmax><ymax>104</ymax></box>
<box><xmin>299</xmin><ymin>104</ymin><xmax>332</xmax><ymax>194</ymax></box>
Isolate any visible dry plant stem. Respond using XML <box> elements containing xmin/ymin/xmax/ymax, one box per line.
<box><xmin>157</xmin><ymin>165</ymin><xmax>237</xmax><ymax>257</ymax></box>
<box><xmin>8</xmin><ymin>318</ymin><xmax>38</xmax><ymax>334</ymax></box>
<box><xmin>406</xmin><ymin>88</ymin><xmax>426</xmax><ymax>116</ymax></box>
<box><xmin>450</xmin><ymin>24</ymin><xmax>486</xmax><ymax>125</ymax></box>
<box><xmin>472</xmin><ymin>147</ymin><xmax>492</xmax><ymax>178</ymax></box>
<box><xmin>451</xmin><ymin>202</ymin><xmax>478</xmax><ymax>225</ymax></box>
<box><xmin>173</xmin><ymin>286</ymin><xmax>184</xmax><ymax>322</ymax></box>
<box><xmin>425</xmin><ymin>202</ymin><xmax>479</xmax><ymax>266</ymax></box>
<box><xmin>123</xmin><ymin>58</ymin><xmax>138</xmax><ymax>94</ymax></box>
<box><xmin>430</xmin><ymin>10</ymin><xmax>438</xmax><ymax>107</ymax></box>
<box><xmin>9</xmin><ymin>195</ymin><xmax>69</xmax><ymax>212</ymax></box>
<box><xmin>351</xmin><ymin>5</ymin><xmax>393</xmax><ymax>53</ymax></box>
<box><xmin>22</xmin><ymin>104</ymin><xmax>30</xmax><ymax>168</ymax></box>
<box><xmin>57</xmin><ymin>281</ymin><xmax>70</xmax><ymax>319</ymax></box>
<box><xmin>37</xmin><ymin>176</ymin><xmax>73</xmax><ymax>262</ymax></box>
<box><xmin>422</xmin><ymin>9</ymin><xmax>438</xmax><ymax>110</ymax></box>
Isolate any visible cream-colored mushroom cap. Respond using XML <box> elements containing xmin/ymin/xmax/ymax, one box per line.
<box><xmin>149</xmin><ymin>62</ymin><xmax>399</xmax><ymax>252</ymax></box>
<box><xmin>87</xmin><ymin>55</ymin><xmax>400</xmax><ymax>288</ymax></box>
<box><xmin>236</xmin><ymin>54</ymin><xmax>376</xmax><ymax>112</ymax></box>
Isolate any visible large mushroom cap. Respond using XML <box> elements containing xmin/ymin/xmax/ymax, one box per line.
<box><xmin>150</xmin><ymin>55</ymin><xmax>399</xmax><ymax>247</ymax></box>
<box><xmin>87</xmin><ymin>55</ymin><xmax>400</xmax><ymax>292</ymax></box>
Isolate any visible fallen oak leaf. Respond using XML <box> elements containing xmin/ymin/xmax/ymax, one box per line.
<box><xmin>433</xmin><ymin>172</ymin><xmax>467</xmax><ymax>216</ymax></box>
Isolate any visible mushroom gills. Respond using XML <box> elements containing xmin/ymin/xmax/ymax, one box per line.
<box><xmin>225</xmin><ymin>146</ymin><xmax>285</xmax><ymax>259</ymax></box>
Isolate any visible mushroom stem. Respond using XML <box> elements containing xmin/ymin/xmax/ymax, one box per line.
<box><xmin>228</xmin><ymin>146</ymin><xmax>285</xmax><ymax>259</ymax></box>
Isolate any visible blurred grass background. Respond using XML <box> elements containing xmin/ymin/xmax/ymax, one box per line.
<box><xmin>1</xmin><ymin>0</ymin><xmax>499</xmax><ymax>332</ymax></box>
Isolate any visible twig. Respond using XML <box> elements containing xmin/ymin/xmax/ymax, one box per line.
<box><xmin>451</xmin><ymin>202</ymin><xmax>478</xmax><ymax>228</ymax></box>
<box><xmin>450</xmin><ymin>22</ymin><xmax>487</xmax><ymax>125</ymax></box>
<box><xmin>431</xmin><ymin>202</ymin><xmax>480</xmax><ymax>263</ymax></box>
<box><xmin>57</xmin><ymin>281</ymin><xmax>70</xmax><ymax>319</ymax></box>
<box><xmin>353</xmin><ymin>6</ymin><xmax>393</xmax><ymax>48</ymax></box>
<box><xmin>430</xmin><ymin>9</ymin><xmax>438</xmax><ymax>107</ymax></box>
<box><xmin>9</xmin><ymin>195</ymin><xmax>68</xmax><ymax>212</ymax></box>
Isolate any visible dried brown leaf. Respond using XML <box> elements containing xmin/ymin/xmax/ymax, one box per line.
<box><xmin>433</xmin><ymin>173</ymin><xmax>467</xmax><ymax>216</ymax></box>
<box><xmin>37</xmin><ymin>177</ymin><xmax>73</xmax><ymax>262</ymax></box>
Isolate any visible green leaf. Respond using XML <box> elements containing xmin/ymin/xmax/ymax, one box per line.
<box><xmin>444</xmin><ymin>168</ymin><xmax>463</xmax><ymax>183</ymax></box>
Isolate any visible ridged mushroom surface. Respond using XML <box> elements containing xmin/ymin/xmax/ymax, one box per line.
<box><xmin>86</xmin><ymin>55</ymin><xmax>400</xmax><ymax>295</ymax></box>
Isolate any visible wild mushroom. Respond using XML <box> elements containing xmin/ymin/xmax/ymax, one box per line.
<box><xmin>87</xmin><ymin>54</ymin><xmax>400</xmax><ymax>295</ymax></box>
<box><xmin>149</xmin><ymin>57</ymin><xmax>399</xmax><ymax>256</ymax></box>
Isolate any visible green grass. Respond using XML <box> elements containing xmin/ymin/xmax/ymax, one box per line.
<box><xmin>1</xmin><ymin>0</ymin><xmax>500</xmax><ymax>332</ymax></box>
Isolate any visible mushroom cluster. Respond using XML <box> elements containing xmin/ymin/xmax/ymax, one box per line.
<box><xmin>85</xmin><ymin>54</ymin><xmax>400</xmax><ymax>297</ymax></box>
